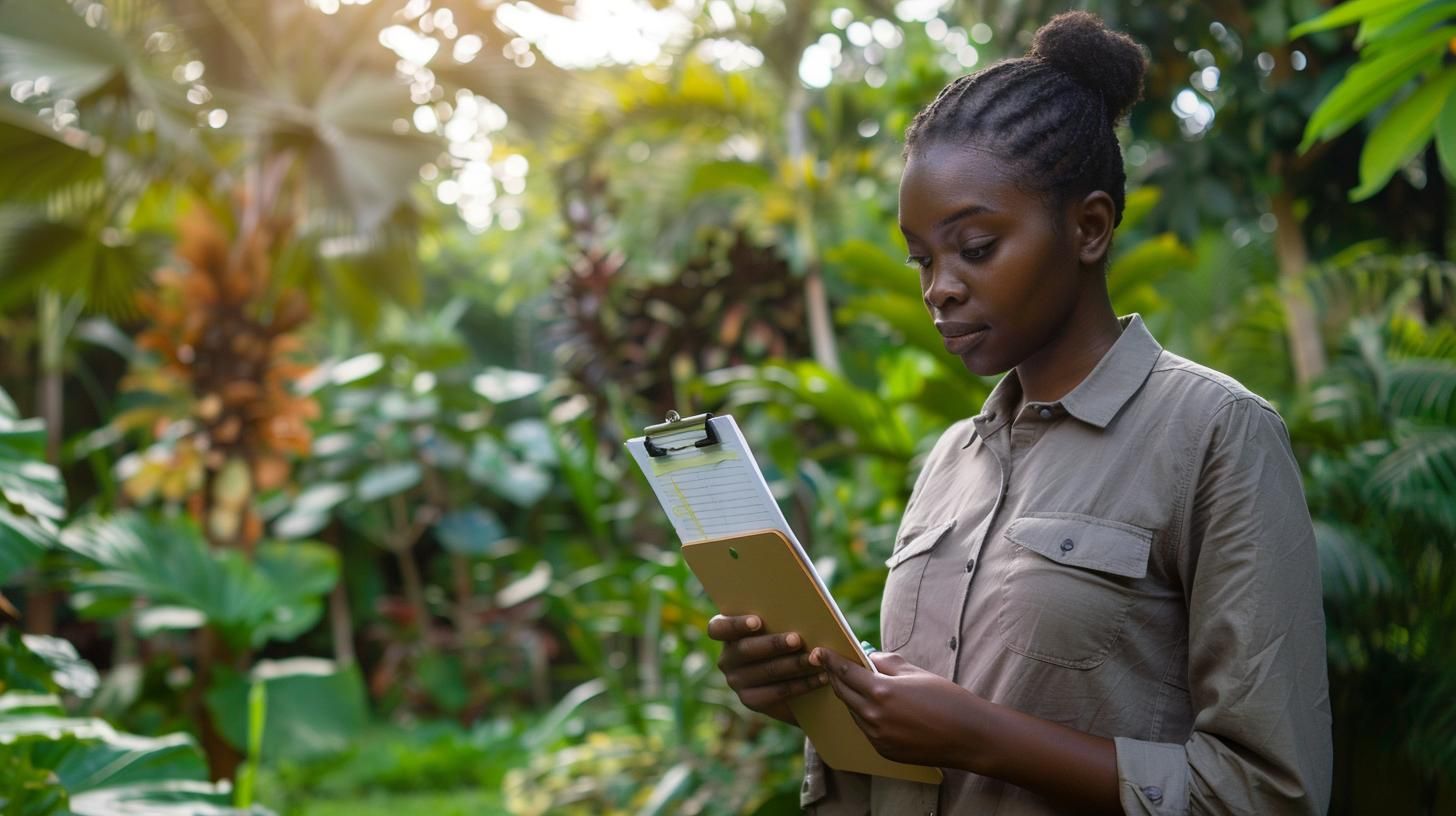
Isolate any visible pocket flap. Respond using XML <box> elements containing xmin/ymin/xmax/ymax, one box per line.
<box><xmin>1003</xmin><ymin>514</ymin><xmax>1151</xmax><ymax>579</ymax></box>
<box><xmin>885</xmin><ymin>519</ymin><xmax>956</xmax><ymax>569</ymax></box>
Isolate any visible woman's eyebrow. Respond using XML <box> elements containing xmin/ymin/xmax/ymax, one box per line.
<box><xmin>900</xmin><ymin>203</ymin><xmax>995</xmax><ymax>240</ymax></box>
<box><xmin>934</xmin><ymin>203</ymin><xmax>993</xmax><ymax>229</ymax></box>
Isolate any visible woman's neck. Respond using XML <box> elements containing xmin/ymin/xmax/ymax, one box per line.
<box><xmin>1013</xmin><ymin>293</ymin><xmax>1122</xmax><ymax>406</ymax></box>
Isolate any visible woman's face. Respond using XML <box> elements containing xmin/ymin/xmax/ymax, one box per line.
<box><xmin>898</xmin><ymin>141</ymin><xmax>1087</xmax><ymax>377</ymax></box>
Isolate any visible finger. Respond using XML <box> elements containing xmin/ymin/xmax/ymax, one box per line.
<box><xmin>725</xmin><ymin>630</ymin><xmax>804</xmax><ymax>664</ymax></box>
<box><xmin>822</xmin><ymin>654</ymin><xmax>874</xmax><ymax>715</ymax></box>
<box><xmin>812</xmin><ymin>647</ymin><xmax>876</xmax><ymax>694</ymax></box>
<box><xmin>725</xmin><ymin>650</ymin><xmax>821</xmax><ymax>689</ymax></box>
<box><xmin>707</xmin><ymin>614</ymin><xmax>762</xmax><ymax>642</ymax></box>
<box><xmin>739</xmin><ymin>672</ymin><xmax>829</xmax><ymax>710</ymax></box>
<box><xmin>869</xmin><ymin>651</ymin><xmax>913</xmax><ymax>676</ymax></box>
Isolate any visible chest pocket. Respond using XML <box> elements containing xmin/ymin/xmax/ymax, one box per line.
<box><xmin>995</xmin><ymin>513</ymin><xmax>1152</xmax><ymax>670</ymax></box>
<box><xmin>880</xmin><ymin>519</ymin><xmax>956</xmax><ymax>652</ymax></box>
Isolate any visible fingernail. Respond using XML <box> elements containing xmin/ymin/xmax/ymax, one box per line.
<box><xmin>808</xmin><ymin>649</ymin><xmax>821</xmax><ymax>666</ymax></box>
<box><xmin>746</xmin><ymin>616</ymin><xmax>761</xmax><ymax>630</ymax></box>
<box><xmin>786</xmin><ymin>633</ymin><xmax>800</xmax><ymax>648</ymax></box>
<box><xmin>817</xmin><ymin>673</ymin><xmax>828</xmax><ymax>685</ymax></box>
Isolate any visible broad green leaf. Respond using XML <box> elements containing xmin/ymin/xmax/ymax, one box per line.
<box><xmin>838</xmin><ymin>290</ymin><xmax>942</xmax><ymax>359</ymax></box>
<box><xmin>1119</xmin><ymin>187</ymin><xmax>1161</xmax><ymax>232</ymax></box>
<box><xmin>1290</xmin><ymin>0</ymin><xmax>1425</xmax><ymax>38</ymax></box>
<box><xmin>434</xmin><ymin>506</ymin><xmax>507</xmax><ymax>556</ymax></box>
<box><xmin>1358</xmin><ymin>1</ymin><xmax>1456</xmax><ymax>51</ymax></box>
<box><xmin>18</xmin><ymin>635</ymin><xmax>97</xmax><ymax>698</ymax></box>
<box><xmin>686</xmin><ymin>160</ymin><xmax>772</xmax><ymax>196</ymax></box>
<box><xmin>58</xmin><ymin>514</ymin><xmax>338</xmax><ymax>649</ymax></box>
<box><xmin>134</xmin><ymin>606</ymin><xmax>208</xmax><ymax>637</ymax></box>
<box><xmin>354</xmin><ymin>461</ymin><xmax>422</xmax><ymax>502</ymax></box>
<box><xmin>1351</xmin><ymin>68</ymin><xmax>1456</xmax><ymax>200</ymax></box>
<box><xmin>506</xmin><ymin>419</ymin><xmax>558</xmax><ymax>466</ymax></box>
<box><xmin>472</xmin><ymin>367</ymin><xmax>546</xmax><ymax>403</ymax></box>
<box><xmin>1</xmin><ymin>629</ymin><xmax>61</xmax><ymax>693</ymax></box>
<box><xmin>497</xmin><ymin>562</ymin><xmax>552</xmax><ymax>608</ymax></box>
<box><xmin>70</xmin><ymin>780</ymin><xmax>271</xmax><ymax>815</ymax></box>
<box><xmin>0</xmin><ymin>0</ymin><xmax>129</xmax><ymax>100</ymax></box>
<box><xmin>1436</xmin><ymin>90</ymin><xmax>1456</xmax><ymax>183</ymax></box>
<box><xmin>1297</xmin><ymin>29</ymin><xmax>1448</xmax><ymax>152</ymax></box>
<box><xmin>0</xmin><ymin>650</ymin><xmax>233</xmax><ymax>815</ymax></box>
<box><xmin>1109</xmin><ymin>233</ymin><xmax>1193</xmax><ymax>313</ymax></box>
<box><xmin>270</xmin><ymin>482</ymin><xmax>351</xmax><ymax>540</ymax></box>
<box><xmin>204</xmin><ymin>659</ymin><xmax>367</xmax><ymax>764</ymax></box>
<box><xmin>0</xmin><ymin>744</ymin><xmax>65</xmax><ymax>816</ymax></box>
<box><xmin>0</xmin><ymin>399</ymin><xmax>64</xmax><ymax>585</ymax></box>
<box><xmin>825</xmin><ymin>238</ymin><xmax>918</xmax><ymax>293</ymax></box>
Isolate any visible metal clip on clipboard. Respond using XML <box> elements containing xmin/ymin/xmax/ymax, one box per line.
<box><xmin>642</xmin><ymin>410</ymin><xmax>720</xmax><ymax>457</ymax></box>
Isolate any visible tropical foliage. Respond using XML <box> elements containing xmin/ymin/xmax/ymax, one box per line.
<box><xmin>2</xmin><ymin>0</ymin><xmax>1455</xmax><ymax>814</ymax></box>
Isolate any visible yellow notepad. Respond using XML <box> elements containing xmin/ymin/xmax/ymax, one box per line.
<box><xmin>626</xmin><ymin>413</ymin><xmax>942</xmax><ymax>784</ymax></box>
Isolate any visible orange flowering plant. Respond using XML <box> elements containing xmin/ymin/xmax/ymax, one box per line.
<box><xmin>115</xmin><ymin>205</ymin><xmax>319</xmax><ymax>552</ymax></box>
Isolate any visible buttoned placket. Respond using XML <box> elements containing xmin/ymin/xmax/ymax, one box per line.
<box><xmin>949</xmin><ymin>411</ymin><xmax>1011</xmax><ymax>686</ymax></box>
<box><xmin>949</xmin><ymin>405</ymin><xmax>1061</xmax><ymax>685</ymax></box>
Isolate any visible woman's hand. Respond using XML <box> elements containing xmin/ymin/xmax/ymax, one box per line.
<box><xmin>812</xmin><ymin>647</ymin><xmax>979</xmax><ymax>768</ymax></box>
<box><xmin>707</xmin><ymin>614</ymin><xmax>829</xmax><ymax>725</ymax></box>
<box><xmin>814</xmin><ymin>647</ymin><xmax>1122</xmax><ymax>814</ymax></box>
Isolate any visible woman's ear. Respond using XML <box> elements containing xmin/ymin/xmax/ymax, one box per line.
<box><xmin>1072</xmin><ymin>190</ymin><xmax>1116</xmax><ymax>268</ymax></box>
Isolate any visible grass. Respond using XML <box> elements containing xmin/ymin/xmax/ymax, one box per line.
<box><xmin>292</xmin><ymin>790</ymin><xmax>506</xmax><ymax>816</ymax></box>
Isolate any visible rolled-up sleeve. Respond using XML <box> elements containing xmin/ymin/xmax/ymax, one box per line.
<box><xmin>1114</xmin><ymin>397</ymin><xmax>1332</xmax><ymax>815</ymax></box>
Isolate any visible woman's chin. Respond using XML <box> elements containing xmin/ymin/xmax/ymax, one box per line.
<box><xmin>956</xmin><ymin>349</ymin><xmax>1009</xmax><ymax>378</ymax></box>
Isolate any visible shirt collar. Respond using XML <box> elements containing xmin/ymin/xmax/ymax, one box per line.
<box><xmin>967</xmin><ymin>314</ymin><xmax>1163</xmax><ymax>443</ymax></box>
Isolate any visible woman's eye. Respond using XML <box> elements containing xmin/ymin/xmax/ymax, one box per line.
<box><xmin>960</xmin><ymin>243</ymin><xmax>994</xmax><ymax>261</ymax></box>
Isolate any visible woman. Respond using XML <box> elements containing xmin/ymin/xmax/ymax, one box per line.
<box><xmin>707</xmin><ymin>11</ymin><xmax>1332</xmax><ymax>815</ymax></box>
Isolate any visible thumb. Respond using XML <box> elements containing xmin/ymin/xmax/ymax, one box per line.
<box><xmin>869</xmin><ymin>650</ymin><xmax>914</xmax><ymax>675</ymax></box>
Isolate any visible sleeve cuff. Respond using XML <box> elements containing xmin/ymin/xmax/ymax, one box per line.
<box><xmin>1114</xmin><ymin>737</ymin><xmax>1191</xmax><ymax>815</ymax></box>
<box><xmin>801</xmin><ymin>738</ymin><xmax>871</xmax><ymax>814</ymax></box>
<box><xmin>802</xmin><ymin>738</ymin><xmax>829</xmax><ymax>808</ymax></box>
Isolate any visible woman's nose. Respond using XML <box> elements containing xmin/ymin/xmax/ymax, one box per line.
<box><xmin>923</xmin><ymin>266</ymin><xmax>968</xmax><ymax>310</ymax></box>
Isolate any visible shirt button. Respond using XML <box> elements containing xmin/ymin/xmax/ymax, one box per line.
<box><xmin>948</xmin><ymin>636</ymin><xmax>958</xmax><ymax>651</ymax></box>
<box><xmin>1039</xmin><ymin>407</ymin><xmax>1053</xmax><ymax>419</ymax></box>
<box><xmin>1142</xmin><ymin>785</ymin><xmax>1163</xmax><ymax>803</ymax></box>
<box><xmin>965</xmin><ymin>557</ymin><xmax>976</xmax><ymax>572</ymax></box>
<box><xmin>1060</xmin><ymin>538</ymin><xmax>1074</xmax><ymax>552</ymax></box>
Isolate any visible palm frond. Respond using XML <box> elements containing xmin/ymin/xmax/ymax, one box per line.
<box><xmin>1312</xmin><ymin>520</ymin><xmax>1394</xmax><ymax>604</ymax></box>
<box><xmin>0</xmin><ymin>207</ymin><xmax>162</xmax><ymax>318</ymax></box>
<box><xmin>1386</xmin><ymin>359</ymin><xmax>1456</xmax><ymax>425</ymax></box>
<box><xmin>1365</xmin><ymin>426</ymin><xmax>1456</xmax><ymax>534</ymax></box>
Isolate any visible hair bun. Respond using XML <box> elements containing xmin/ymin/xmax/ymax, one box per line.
<box><xmin>1028</xmin><ymin>11</ymin><xmax>1147</xmax><ymax>123</ymax></box>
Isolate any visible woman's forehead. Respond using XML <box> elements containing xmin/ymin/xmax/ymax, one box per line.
<box><xmin>899</xmin><ymin>142</ymin><xmax>1034</xmax><ymax>231</ymax></box>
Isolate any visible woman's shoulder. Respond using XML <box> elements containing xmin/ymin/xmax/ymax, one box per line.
<box><xmin>1144</xmin><ymin>348</ymin><xmax>1283</xmax><ymax>426</ymax></box>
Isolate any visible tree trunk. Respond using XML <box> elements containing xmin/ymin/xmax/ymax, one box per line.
<box><xmin>25</xmin><ymin>291</ymin><xmax>67</xmax><ymax>635</ymax></box>
<box><xmin>329</xmin><ymin>578</ymin><xmax>355</xmax><ymax>668</ymax></box>
<box><xmin>389</xmin><ymin>494</ymin><xmax>431</xmax><ymax>633</ymax></box>
<box><xmin>784</xmin><ymin>84</ymin><xmax>841</xmax><ymax>374</ymax></box>
<box><xmin>1270</xmin><ymin>189</ymin><xmax>1326</xmax><ymax>385</ymax></box>
<box><xmin>393</xmin><ymin>544</ymin><xmax>428</xmax><ymax>634</ymax></box>
<box><xmin>193</xmin><ymin>627</ymin><xmax>244</xmax><ymax>781</ymax></box>
<box><xmin>450</xmin><ymin>552</ymin><xmax>478</xmax><ymax>672</ymax></box>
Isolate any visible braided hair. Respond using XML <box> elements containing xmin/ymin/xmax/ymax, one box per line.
<box><xmin>904</xmin><ymin>12</ymin><xmax>1147</xmax><ymax>229</ymax></box>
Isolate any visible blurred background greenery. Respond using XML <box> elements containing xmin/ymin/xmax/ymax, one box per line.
<box><xmin>1</xmin><ymin>0</ymin><xmax>1455</xmax><ymax>813</ymax></box>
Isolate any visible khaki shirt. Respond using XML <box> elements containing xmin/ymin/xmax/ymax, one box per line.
<box><xmin>802</xmin><ymin>315</ymin><xmax>1331</xmax><ymax>815</ymax></box>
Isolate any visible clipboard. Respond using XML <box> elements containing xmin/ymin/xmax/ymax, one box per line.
<box><xmin>627</xmin><ymin>412</ymin><xmax>943</xmax><ymax>785</ymax></box>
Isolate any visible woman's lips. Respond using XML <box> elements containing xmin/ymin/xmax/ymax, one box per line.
<box><xmin>936</xmin><ymin>321</ymin><xmax>988</xmax><ymax>354</ymax></box>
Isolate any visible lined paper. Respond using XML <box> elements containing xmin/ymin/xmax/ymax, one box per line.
<box><xmin>627</xmin><ymin>415</ymin><xmax>872</xmax><ymax>671</ymax></box>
